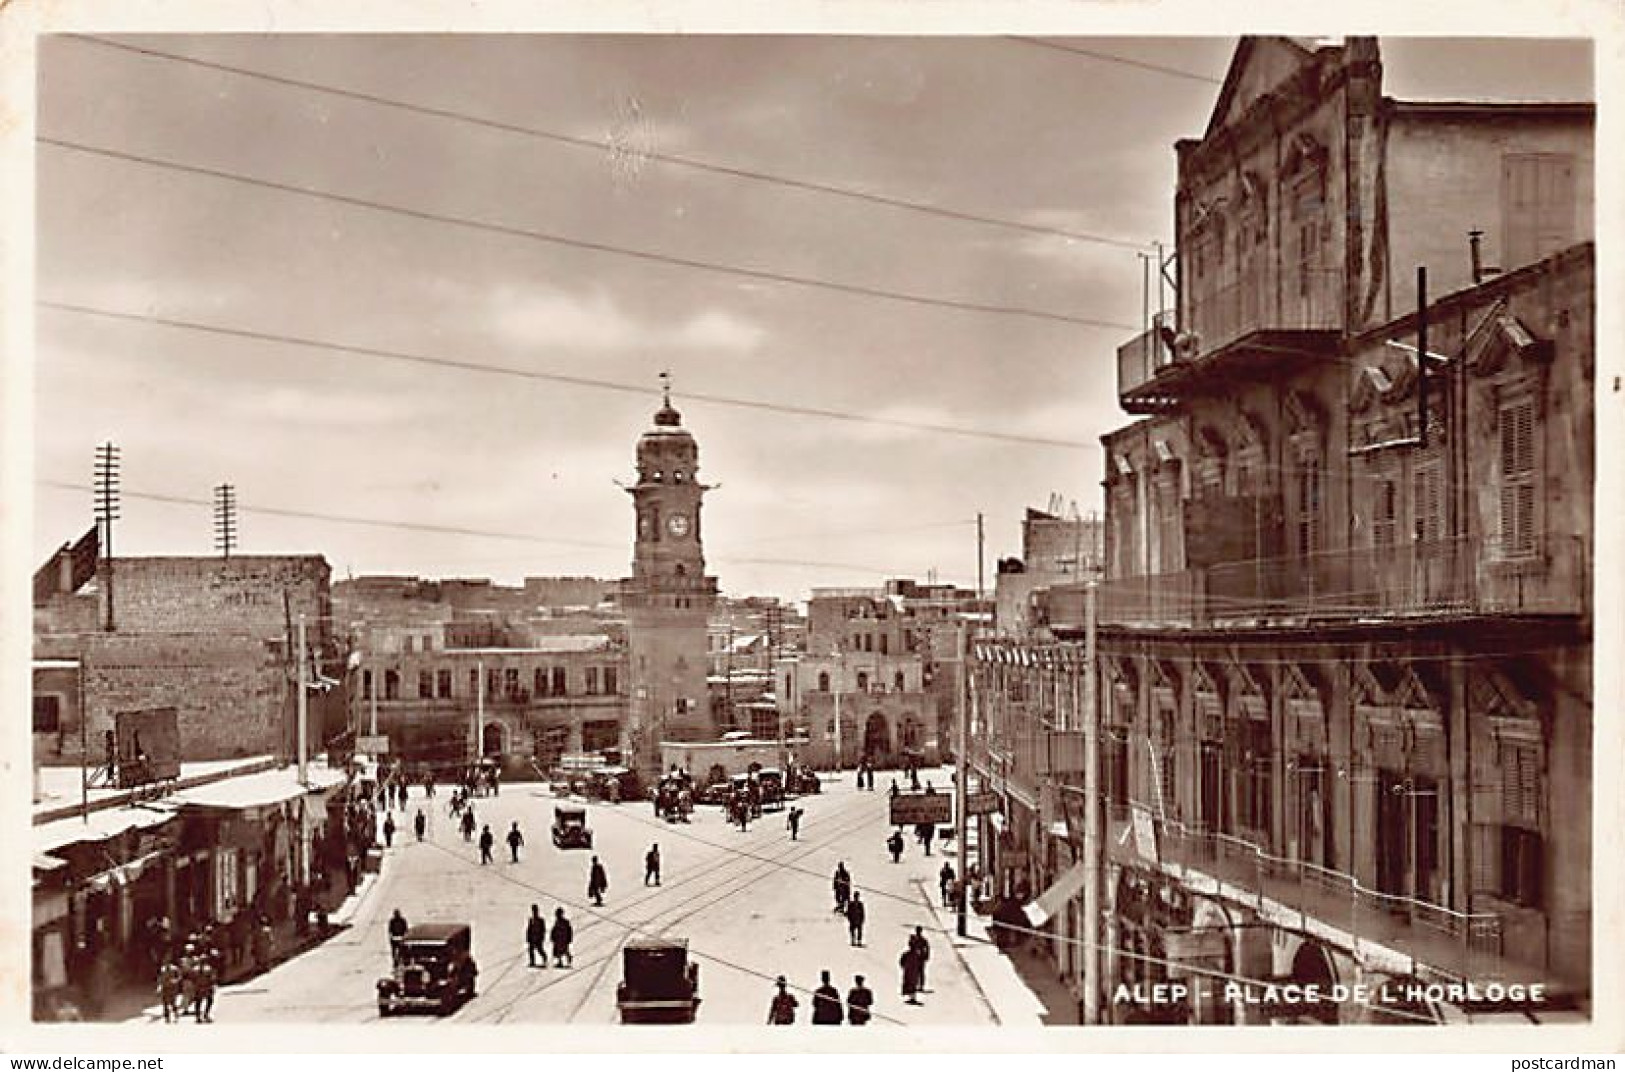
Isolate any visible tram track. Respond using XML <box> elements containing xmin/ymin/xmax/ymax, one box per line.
<box><xmin>456</xmin><ymin>789</ymin><xmax>884</xmax><ymax>1024</ymax></box>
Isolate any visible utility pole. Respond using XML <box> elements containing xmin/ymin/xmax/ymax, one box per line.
<box><xmin>1081</xmin><ymin>578</ymin><xmax>1102</xmax><ymax>1024</ymax></box>
<box><xmin>93</xmin><ymin>441</ymin><xmax>119</xmax><ymax>632</ymax></box>
<box><xmin>955</xmin><ymin>620</ymin><xmax>970</xmax><ymax>937</ymax></box>
<box><xmin>831</xmin><ymin>650</ymin><xmax>843</xmax><ymax>774</ymax></box>
<box><xmin>475</xmin><ymin>659</ymin><xmax>485</xmax><ymax>763</ymax></box>
<box><xmin>296</xmin><ymin>615</ymin><xmax>309</xmax><ymax>787</ymax></box>
<box><xmin>976</xmin><ymin>512</ymin><xmax>985</xmax><ymax>603</ymax></box>
<box><xmin>213</xmin><ymin>483</ymin><xmax>238</xmax><ymax>559</ymax></box>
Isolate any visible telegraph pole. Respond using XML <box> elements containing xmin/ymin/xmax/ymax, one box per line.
<box><xmin>214</xmin><ymin>483</ymin><xmax>238</xmax><ymax>558</ymax></box>
<box><xmin>1082</xmin><ymin>578</ymin><xmax>1102</xmax><ymax>1024</ymax></box>
<box><xmin>475</xmin><ymin>659</ymin><xmax>485</xmax><ymax>763</ymax></box>
<box><xmin>297</xmin><ymin>615</ymin><xmax>309</xmax><ymax>787</ymax></box>
<box><xmin>955</xmin><ymin>620</ymin><xmax>970</xmax><ymax>937</ymax></box>
<box><xmin>976</xmin><ymin>512</ymin><xmax>985</xmax><ymax>602</ymax></box>
<box><xmin>93</xmin><ymin>441</ymin><xmax>119</xmax><ymax>632</ymax></box>
<box><xmin>831</xmin><ymin>650</ymin><xmax>843</xmax><ymax>774</ymax></box>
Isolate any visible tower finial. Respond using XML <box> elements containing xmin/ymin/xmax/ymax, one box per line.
<box><xmin>659</xmin><ymin>369</ymin><xmax>672</xmax><ymax>407</ymax></box>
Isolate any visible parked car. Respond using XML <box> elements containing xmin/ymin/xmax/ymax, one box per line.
<box><xmin>552</xmin><ymin>805</ymin><xmax>593</xmax><ymax>849</ymax></box>
<box><xmin>755</xmin><ymin>768</ymin><xmax>786</xmax><ymax>812</ymax></box>
<box><xmin>376</xmin><ymin>923</ymin><xmax>478</xmax><ymax>1017</ymax></box>
<box><xmin>697</xmin><ymin>780</ymin><xmax>734</xmax><ymax>806</ymax></box>
<box><xmin>616</xmin><ymin>938</ymin><xmax>701</xmax><ymax>1023</ymax></box>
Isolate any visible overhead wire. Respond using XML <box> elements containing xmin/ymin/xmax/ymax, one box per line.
<box><xmin>37</xmin><ymin>301</ymin><xmax>1099</xmax><ymax>451</ymax></box>
<box><xmin>34</xmin><ymin>480</ymin><xmax>961</xmax><ymax>579</ymax></box>
<box><xmin>63</xmin><ymin>33</ymin><xmax>1161</xmax><ymax>254</ymax></box>
<box><xmin>1005</xmin><ymin>37</ymin><xmax>1226</xmax><ymax>86</ymax></box>
<box><xmin>38</xmin><ymin>138</ymin><xmax>1138</xmax><ymax>334</ymax></box>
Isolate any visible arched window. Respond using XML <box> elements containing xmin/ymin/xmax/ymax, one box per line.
<box><xmin>857</xmin><ymin>671</ymin><xmax>869</xmax><ymax>692</ymax></box>
<box><xmin>384</xmin><ymin>669</ymin><xmax>400</xmax><ymax>701</ymax></box>
<box><xmin>818</xmin><ymin>672</ymin><xmax>830</xmax><ymax>692</ymax></box>
<box><xmin>894</xmin><ymin>671</ymin><xmax>906</xmax><ymax>692</ymax></box>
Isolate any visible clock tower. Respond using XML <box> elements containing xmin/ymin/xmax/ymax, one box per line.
<box><xmin>621</xmin><ymin>378</ymin><xmax>718</xmax><ymax>780</ymax></box>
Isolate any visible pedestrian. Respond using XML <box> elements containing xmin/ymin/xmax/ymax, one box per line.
<box><xmin>846</xmin><ymin>892</ymin><xmax>865</xmax><ymax>946</ymax></box>
<box><xmin>909</xmin><ymin>925</ymin><xmax>932</xmax><ymax>992</ymax></box>
<box><xmin>525</xmin><ymin>904</ymin><xmax>547</xmax><ymax>968</ymax></box>
<box><xmin>507</xmin><ymin>821</ymin><xmax>524</xmax><ymax>863</ymax></box>
<box><xmin>157</xmin><ymin>959</ymin><xmax>181</xmax><ymax>1023</ymax></box>
<box><xmin>252</xmin><ymin>915</ymin><xmax>274</xmax><ymax>974</ymax></box>
<box><xmin>887</xmin><ymin>829</ymin><xmax>904</xmax><ymax>864</ymax></box>
<box><xmin>909</xmin><ymin>768</ymin><xmax>921</xmax><ymax>792</ymax></box>
<box><xmin>644</xmin><ymin>844</ymin><xmax>662</xmax><ymax>886</ymax></box>
<box><xmin>939</xmin><ymin>861</ymin><xmax>956</xmax><ymax>908</ymax></box>
<box><xmin>413</xmin><ymin>808</ymin><xmax>426</xmax><ymax>842</ymax></box>
<box><xmin>847</xmin><ymin>974</ymin><xmax>874</xmax><ymax>1025</ymax></box>
<box><xmin>588</xmin><ymin>855</ymin><xmax>609</xmax><ymax>906</ymax></box>
<box><xmin>786</xmin><ymin>807</ymin><xmax>802</xmax><ymax>841</ymax></box>
<box><xmin>832</xmin><ymin>862</ymin><xmax>852</xmax><ymax>914</ymax></box>
<box><xmin>812</xmin><ymin>969</ymin><xmax>844</xmax><ymax>1024</ymax></box>
<box><xmin>900</xmin><ymin>945</ymin><xmax>922</xmax><ymax>1006</ymax></box>
<box><xmin>766</xmin><ymin>976</ymin><xmax>799</xmax><ymax>1025</ymax></box>
<box><xmin>889</xmin><ymin>779</ymin><xmax>899</xmax><ymax>799</ymax></box>
<box><xmin>387</xmin><ymin>908</ymin><xmax>408</xmax><ymax>965</ymax></box>
<box><xmin>382</xmin><ymin>812</ymin><xmax>395</xmax><ymax>848</ymax></box>
<box><xmin>550</xmin><ymin>908</ymin><xmax>574</xmax><ymax>967</ymax></box>
<box><xmin>479</xmin><ymin>824</ymin><xmax>495</xmax><ymax>865</ymax></box>
<box><xmin>460</xmin><ymin>807</ymin><xmax>476</xmax><ymax>843</ymax></box>
<box><xmin>918</xmin><ymin>821</ymin><xmax>935</xmax><ymax>856</ymax></box>
<box><xmin>178</xmin><ymin>946</ymin><xmax>199</xmax><ymax>1019</ymax></box>
<box><xmin>194</xmin><ymin>958</ymin><xmax>217</xmax><ymax>1022</ymax></box>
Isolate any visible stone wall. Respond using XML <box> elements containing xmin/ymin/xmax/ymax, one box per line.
<box><xmin>79</xmin><ymin>632</ymin><xmax>291</xmax><ymax>761</ymax></box>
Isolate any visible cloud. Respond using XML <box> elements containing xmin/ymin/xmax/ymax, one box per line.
<box><xmin>480</xmin><ymin>285</ymin><xmax>764</xmax><ymax>355</ymax></box>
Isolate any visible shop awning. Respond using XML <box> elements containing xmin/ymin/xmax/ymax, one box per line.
<box><xmin>82</xmin><ymin>848</ymin><xmax>168</xmax><ymax>893</ymax></box>
<box><xmin>1022</xmin><ymin>859</ymin><xmax>1090</xmax><ymax>928</ymax></box>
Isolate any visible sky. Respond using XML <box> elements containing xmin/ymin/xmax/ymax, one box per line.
<box><xmin>31</xmin><ymin>33</ymin><xmax>1595</xmax><ymax>601</ymax></box>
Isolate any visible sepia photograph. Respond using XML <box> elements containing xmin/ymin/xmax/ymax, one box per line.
<box><xmin>8</xmin><ymin>5</ymin><xmax>1616</xmax><ymax>1050</ymax></box>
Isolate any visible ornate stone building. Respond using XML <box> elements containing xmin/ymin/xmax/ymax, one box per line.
<box><xmin>970</xmin><ymin>36</ymin><xmax>1592</xmax><ymax>1026</ymax></box>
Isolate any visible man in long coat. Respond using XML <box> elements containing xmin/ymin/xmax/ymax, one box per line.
<box><xmin>588</xmin><ymin>856</ymin><xmax>609</xmax><ymax>906</ymax></box>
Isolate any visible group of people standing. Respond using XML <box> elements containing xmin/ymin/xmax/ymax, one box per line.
<box><xmin>523</xmin><ymin>905</ymin><xmax>575</xmax><ymax>968</ymax></box>
<box><xmin>767</xmin><ymin>971</ymin><xmax>874</xmax><ymax>1025</ymax></box>
<box><xmin>154</xmin><ymin>932</ymin><xmax>224</xmax><ymax>1024</ymax></box>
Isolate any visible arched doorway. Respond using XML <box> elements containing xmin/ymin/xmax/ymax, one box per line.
<box><xmin>1285</xmin><ymin>939</ymin><xmax>1339</xmax><ymax>1024</ymax></box>
<box><xmin>482</xmin><ymin>722</ymin><xmax>506</xmax><ymax>757</ymax></box>
<box><xmin>863</xmin><ymin>713</ymin><xmax>891</xmax><ymax>765</ymax></box>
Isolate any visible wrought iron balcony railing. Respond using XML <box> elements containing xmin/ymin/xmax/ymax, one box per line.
<box><xmin>1100</xmin><ymin>534</ymin><xmax>1587</xmax><ymax>628</ymax></box>
<box><xmin>1182</xmin><ymin>266</ymin><xmax>1344</xmax><ymax>356</ymax></box>
<box><xmin>1115</xmin><ymin>808</ymin><xmax>1507</xmax><ymax>984</ymax></box>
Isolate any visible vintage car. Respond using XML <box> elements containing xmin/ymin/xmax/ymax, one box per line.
<box><xmin>376</xmin><ymin>923</ymin><xmax>478</xmax><ymax>1017</ymax></box>
<box><xmin>697</xmin><ymin>779</ymin><xmax>734</xmax><ymax>806</ymax></box>
<box><xmin>787</xmin><ymin>766</ymin><xmax>821</xmax><ymax>796</ymax></box>
<box><xmin>552</xmin><ymin>805</ymin><xmax>593</xmax><ymax>849</ymax></box>
<box><xmin>615</xmin><ymin>938</ymin><xmax>701</xmax><ymax>1023</ymax></box>
<box><xmin>586</xmin><ymin>766</ymin><xmax>641</xmax><ymax>803</ymax></box>
<box><xmin>755</xmin><ymin>768</ymin><xmax>786</xmax><ymax>812</ymax></box>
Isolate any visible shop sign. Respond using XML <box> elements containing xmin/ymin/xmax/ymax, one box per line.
<box><xmin>965</xmin><ymin>791</ymin><xmax>1000</xmax><ymax>816</ymax></box>
<box><xmin>1131</xmin><ymin>805</ymin><xmax>1160</xmax><ymax>864</ymax></box>
<box><xmin>890</xmin><ymin>793</ymin><xmax>952</xmax><ymax>826</ymax></box>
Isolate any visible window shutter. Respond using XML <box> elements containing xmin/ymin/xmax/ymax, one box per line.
<box><xmin>1470</xmin><ymin>822</ymin><xmax>1501</xmax><ymax>894</ymax></box>
<box><xmin>1502</xmin><ymin>155</ymin><xmax>1573</xmax><ymax>267</ymax></box>
<box><xmin>1500</xmin><ymin>740</ymin><xmax>1541</xmax><ymax>827</ymax></box>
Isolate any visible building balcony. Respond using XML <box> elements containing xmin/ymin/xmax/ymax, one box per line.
<box><xmin>1118</xmin><ymin>268</ymin><xmax>1343</xmax><ymax>415</ymax></box>
<box><xmin>1111</xmin><ymin>810</ymin><xmax>1514</xmax><ymax>987</ymax></box>
<box><xmin>1100</xmin><ymin>534</ymin><xmax>1587</xmax><ymax>629</ymax></box>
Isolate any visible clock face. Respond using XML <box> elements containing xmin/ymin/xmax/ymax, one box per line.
<box><xmin>667</xmin><ymin>513</ymin><xmax>691</xmax><ymax>537</ymax></box>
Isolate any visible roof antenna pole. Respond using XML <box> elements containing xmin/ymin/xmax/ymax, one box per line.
<box><xmin>1417</xmin><ymin>267</ymin><xmax>1429</xmax><ymax>451</ymax></box>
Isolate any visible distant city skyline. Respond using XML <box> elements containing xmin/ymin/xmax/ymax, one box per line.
<box><xmin>32</xmin><ymin>34</ymin><xmax>1593</xmax><ymax>601</ymax></box>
